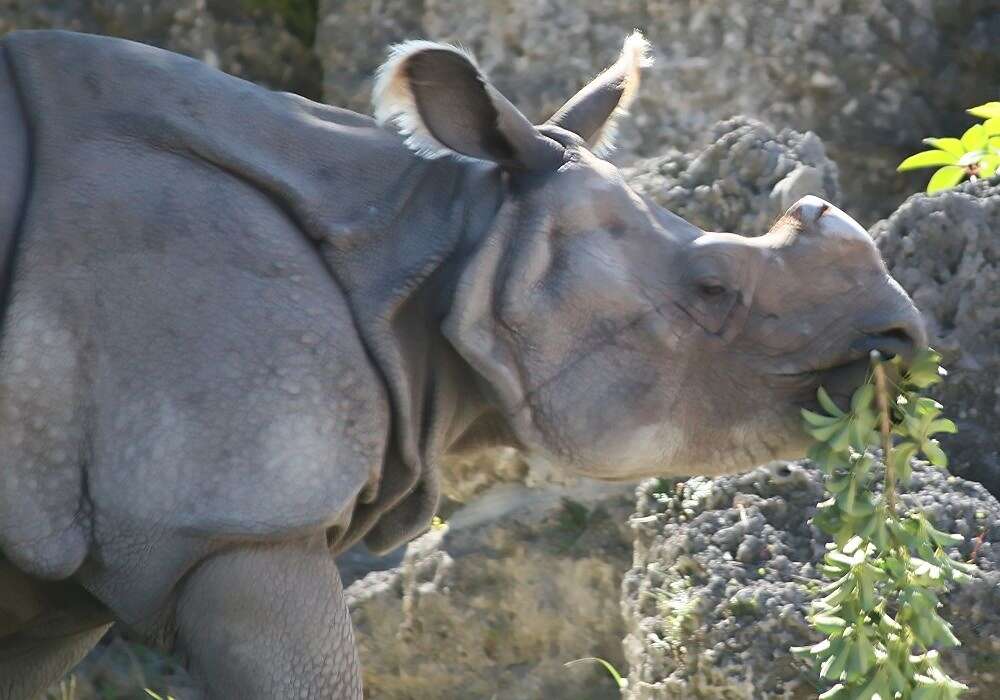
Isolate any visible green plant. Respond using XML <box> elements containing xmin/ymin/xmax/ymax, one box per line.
<box><xmin>792</xmin><ymin>349</ymin><xmax>976</xmax><ymax>699</ymax></box>
<box><xmin>144</xmin><ymin>691</ymin><xmax>176</xmax><ymax>700</ymax></box>
<box><xmin>564</xmin><ymin>657</ymin><xmax>628</xmax><ymax>691</ymax></box>
<box><xmin>897</xmin><ymin>102</ymin><xmax>1000</xmax><ymax>193</ymax></box>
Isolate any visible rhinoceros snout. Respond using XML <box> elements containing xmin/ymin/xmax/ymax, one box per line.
<box><xmin>786</xmin><ymin>195</ymin><xmax>929</xmax><ymax>354</ymax></box>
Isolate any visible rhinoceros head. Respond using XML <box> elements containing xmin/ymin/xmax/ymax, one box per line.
<box><xmin>375</xmin><ymin>34</ymin><xmax>926</xmax><ymax>480</ymax></box>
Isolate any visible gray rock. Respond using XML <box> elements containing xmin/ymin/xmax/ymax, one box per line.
<box><xmin>438</xmin><ymin>447</ymin><xmax>529</xmax><ymax>505</ymax></box>
<box><xmin>346</xmin><ymin>481</ymin><xmax>635</xmax><ymax>700</ymax></box>
<box><xmin>622</xmin><ymin>117</ymin><xmax>840</xmax><ymax>235</ymax></box>
<box><xmin>622</xmin><ymin>462</ymin><xmax>1000</xmax><ymax>699</ymax></box>
<box><xmin>0</xmin><ymin>0</ymin><xmax>217</xmax><ymax>59</ymax></box>
<box><xmin>315</xmin><ymin>0</ymin><xmax>1000</xmax><ymax>221</ymax></box>
<box><xmin>0</xmin><ymin>0</ymin><xmax>321</xmax><ymax>97</ymax></box>
<box><xmin>206</xmin><ymin>0</ymin><xmax>322</xmax><ymax>99</ymax></box>
<box><xmin>873</xmin><ymin>178</ymin><xmax>1000</xmax><ymax>494</ymax></box>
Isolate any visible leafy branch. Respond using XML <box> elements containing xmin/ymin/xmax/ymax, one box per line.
<box><xmin>897</xmin><ymin>102</ymin><xmax>1000</xmax><ymax>193</ymax></box>
<box><xmin>793</xmin><ymin>349</ymin><xmax>976</xmax><ymax>699</ymax></box>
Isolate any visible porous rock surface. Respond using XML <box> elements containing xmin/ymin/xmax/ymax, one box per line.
<box><xmin>623</xmin><ymin>117</ymin><xmax>840</xmax><ymax>235</ymax></box>
<box><xmin>345</xmin><ymin>482</ymin><xmax>635</xmax><ymax>700</ymax></box>
<box><xmin>315</xmin><ymin>0</ymin><xmax>1000</xmax><ymax>220</ymax></box>
<box><xmin>622</xmin><ymin>462</ymin><xmax>1000</xmax><ymax>699</ymax></box>
<box><xmin>874</xmin><ymin>178</ymin><xmax>1000</xmax><ymax>493</ymax></box>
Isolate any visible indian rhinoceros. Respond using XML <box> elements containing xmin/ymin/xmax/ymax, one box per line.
<box><xmin>0</xmin><ymin>29</ymin><xmax>925</xmax><ymax>699</ymax></box>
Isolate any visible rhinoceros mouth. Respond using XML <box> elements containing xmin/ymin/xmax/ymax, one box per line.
<box><xmin>814</xmin><ymin>330</ymin><xmax>918</xmax><ymax>399</ymax></box>
<box><xmin>783</xmin><ymin>330</ymin><xmax>916</xmax><ymax>406</ymax></box>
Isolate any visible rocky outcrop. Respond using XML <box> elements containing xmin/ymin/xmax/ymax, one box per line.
<box><xmin>622</xmin><ymin>463</ymin><xmax>1000</xmax><ymax>699</ymax></box>
<box><xmin>315</xmin><ymin>0</ymin><xmax>1000</xmax><ymax>221</ymax></box>
<box><xmin>874</xmin><ymin>179</ymin><xmax>1000</xmax><ymax>493</ymax></box>
<box><xmin>346</xmin><ymin>482</ymin><xmax>635</xmax><ymax>700</ymax></box>
<box><xmin>623</xmin><ymin>117</ymin><xmax>840</xmax><ymax>235</ymax></box>
<box><xmin>0</xmin><ymin>0</ymin><xmax>216</xmax><ymax>60</ymax></box>
<box><xmin>0</xmin><ymin>0</ymin><xmax>321</xmax><ymax>98</ymax></box>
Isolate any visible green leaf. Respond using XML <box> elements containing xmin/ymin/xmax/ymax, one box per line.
<box><xmin>923</xmin><ymin>137</ymin><xmax>965</xmax><ymax>156</ymax></box>
<box><xmin>923</xmin><ymin>439</ymin><xmax>948</xmax><ymax>468</ymax></box>
<box><xmin>927</xmin><ymin>418</ymin><xmax>958</xmax><ymax>435</ymax></box>
<box><xmin>807</xmin><ymin>419</ymin><xmax>849</xmax><ymax>443</ymax></box>
<box><xmin>564</xmin><ymin>657</ymin><xmax>627</xmax><ymax>689</ymax></box>
<box><xmin>961</xmin><ymin>123</ymin><xmax>987</xmax><ymax>151</ymax></box>
<box><xmin>858</xmin><ymin>668</ymin><xmax>893</xmax><ymax>700</ymax></box>
<box><xmin>842</xmin><ymin>535</ymin><xmax>865</xmax><ymax>554</ymax></box>
<box><xmin>890</xmin><ymin>442</ymin><xmax>918</xmax><ymax>484</ymax></box>
<box><xmin>826</xmin><ymin>550</ymin><xmax>856</xmax><ymax>569</ymax></box>
<box><xmin>818</xmin><ymin>386</ymin><xmax>846</xmax><ymax>416</ymax></box>
<box><xmin>803</xmin><ymin>408</ymin><xmax>842</xmax><ymax>427</ymax></box>
<box><xmin>926</xmin><ymin>165</ymin><xmax>966</xmax><ymax>194</ymax></box>
<box><xmin>848</xmin><ymin>626</ymin><xmax>876</xmax><ymax>682</ymax></box>
<box><xmin>968</xmin><ymin>101</ymin><xmax>1000</xmax><ymax>119</ymax></box>
<box><xmin>980</xmin><ymin>154</ymin><xmax>1000</xmax><ymax>178</ymax></box>
<box><xmin>809</xmin><ymin>443</ymin><xmax>852</xmax><ymax>473</ymax></box>
<box><xmin>815</xmin><ymin>614</ymin><xmax>849</xmax><ymax>636</ymax></box>
<box><xmin>818</xmin><ymin>684</ymin><xmax>847</xmax><ymax>700</ymax></box>
<box><xmin>903</xmin><ymin>349</ymin><xmax>946</xmax><ymax>388</ymax></box>
<box><xmin>822</xmin><ymin>640</ymin><xmax>852</xmax><ymax>680</ymax></box>
<box><xmin>851</xmin><ymin>384</ymin><xmax>875</xmax><ymax>414</ymax></box>
<box><xmin>897</xmin><ymin>149</ymin><xmax>959</xmax><ymax>171</ymax></box>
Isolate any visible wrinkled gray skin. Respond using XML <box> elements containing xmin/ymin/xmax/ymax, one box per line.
<box><xmin>0</xmin><ymin>31</ymin><xmax>925</xmax><ymax>699</ymax></box>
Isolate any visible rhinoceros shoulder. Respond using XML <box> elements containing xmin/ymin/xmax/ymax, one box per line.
<box><xmin>0</xmin><ymin>30</ymin><xmax>395</xmax><ymax>579</ymax></box>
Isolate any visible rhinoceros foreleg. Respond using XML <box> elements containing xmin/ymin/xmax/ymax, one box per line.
<box><xmin>174</xmin><ymin>535</ymin><xmax>361</xmax><ymax>699</ymax></box>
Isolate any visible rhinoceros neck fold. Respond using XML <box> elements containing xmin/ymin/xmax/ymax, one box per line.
<box><xmin>314</xmin><ymin>154</ymin><xmax>508</xmax><ymax>554</ymax></box>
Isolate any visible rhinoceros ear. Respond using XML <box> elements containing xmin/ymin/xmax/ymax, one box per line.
<box><xmin>373</xmin><ymin>41</ymin><xmax>564</xmax><ymax>170</ymax></box>
<box><xmin>546</xmin><ymin>31</ymin><xmax>652</xmax><ymax>157</ymax></box>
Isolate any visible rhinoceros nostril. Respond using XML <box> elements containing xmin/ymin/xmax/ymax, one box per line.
<box><xmin>852</xmin><ymin>326</ymin><xmax>923</xmax><ymax>363</ymax></box>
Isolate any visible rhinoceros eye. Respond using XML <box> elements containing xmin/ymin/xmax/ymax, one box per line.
<box><xmin>697</xmin><ymin>281</ymin><xmax>727</xmax><ymax>298</ymax></box>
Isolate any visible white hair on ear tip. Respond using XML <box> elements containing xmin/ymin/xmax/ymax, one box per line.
<box><xmin>591</xmin><ymin>30</ymin><xmax>654</xmax><ymax>157</ymax></box>
<box><xmin>372</xmin><ymin>40</ymin><xmax>483</xmax><ymax>160</ymax></box>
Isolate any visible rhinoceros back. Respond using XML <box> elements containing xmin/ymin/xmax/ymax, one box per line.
<box><xmin>0</xmin><ymin>30</ymin><xmax>391</xmax><ymax>588</ymax></box>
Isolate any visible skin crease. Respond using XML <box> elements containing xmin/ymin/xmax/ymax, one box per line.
<box><xmin>0</xmin><ymin>31</ymin><xmax>927</xmax><ymax>699</ymax></box>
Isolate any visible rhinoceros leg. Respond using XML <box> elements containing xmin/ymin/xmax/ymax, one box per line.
<box><xmin>174</xmin><ymin>535</ymin><xmax>361</xmax><ymax>699</ymax></box>
<box><xmin>0</xmin><ymin>624</ymin><xmax>111</xmax><ymax>700</ymax></box>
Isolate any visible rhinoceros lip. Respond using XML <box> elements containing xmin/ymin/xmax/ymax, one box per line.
<box><xmin>785</xmin><ymin>332</ymin><xmax>913</xmax><ymax>384</ymax></box>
